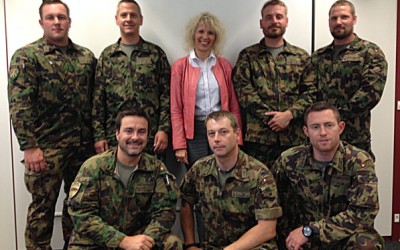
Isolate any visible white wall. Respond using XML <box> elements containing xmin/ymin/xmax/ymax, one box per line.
<box><xmin>2</xmin><ymin>0</ymin><xmax>395</xmax><ymax>249</ymax></box>
<box><xmin>0</xmin><ymin>0</ymin><xmax>17</xmax><ymax>249</ymax></box>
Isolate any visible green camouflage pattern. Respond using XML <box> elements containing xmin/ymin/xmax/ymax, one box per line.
<box><xmin>68</xmin><ymin>234</ymin><xmax>182</xmax><ymax>250</ymax></box>
<box><xmin>272</xmin><ymin>142</ymin><xmax>382</xmax><ymax>249</ymax></box>
<box><xmin>8</xmin><ymin>37</ymin><xmax>96</xmax><ymax>249</ymax></box>
<box><xmin>232</xmin><ymin>40</ymin><xmax>316</xmax><ymax>147</ymax></box>
<box><xmin>24</xmin><ymin>147</ymin><xmax>93</xmax><ymax>249</ymax></box>
<box><xmin>92</xmin><ymin>38</ymin><xmax>171</xmax><ymax>148</ymax></box>
<box><xmin>308</xmin><ymin>34</ymin><xmax>387</xmax><ymax>157</ymax></box>
<box><xmin>68</xmin><ymin>148</ymin><xmax>180</xmax><ymax>249</ymax></box>
<box><xmin>243</xmin><ymin>142</ymin><xmax>291</xmax><ymax>170</ymax></box>
<box><xmin>180</xmin><ymin>150</ymin><xmax>282</xmax><ymax>249</ymax></box>
<box><xmin>8</xmin><ymin>37</ymin><xmax>96</xmax><ymax>150</ymax></box>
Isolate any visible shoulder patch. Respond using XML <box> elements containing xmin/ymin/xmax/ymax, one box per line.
<box><xmin>9</xmin><ymin>67</ymin><xmax>19</xmax><ymax>80</ymax></box>
<box><xmin>69</xmin><ymin>181</ymin><xmax>81</xmax><ymax>198</ymax></box>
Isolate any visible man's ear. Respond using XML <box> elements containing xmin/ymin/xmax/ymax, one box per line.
<box><xmin>353</xmin><ymin>15</ymin><xmax>357</xmax><ymax>26</ymax></box>
<box><xmin>115</xmin><ymin>129</ymin><xmax>120</xmax><ymax>141</ymax></box>
<box><xmin>303</xmin><ymin>125</ymin><xmax>309</xmax><ymax>137</ymax></box>
<box><xmin>338</xmin><ymin>121</ymin><xmax>345</xmax><ymax>135</ymax></box>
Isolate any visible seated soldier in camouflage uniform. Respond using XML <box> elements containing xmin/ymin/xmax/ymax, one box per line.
<box><xmin>180</xmin><ymin>111</ymin><xmax>282</xmax><ymax>250</ymax></box>
<box><xmin>273</xmin><ymin>102</ymin><xmax>383</xmax><ymax>250</ymax></box>
<box><xmin>68</xmin><ymin>110</ymin><xmax>182</xmax><ymax>250</ymax></box>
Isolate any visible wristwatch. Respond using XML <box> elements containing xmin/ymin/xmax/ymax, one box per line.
<box><xmin>302</xmin><ymin>225</ymin><xmax>313</xmax><ymax>238</ymax></box>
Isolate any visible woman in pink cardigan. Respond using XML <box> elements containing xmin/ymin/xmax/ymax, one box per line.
<box><xmin>170</xmin><ymin>12</ymin><xmax>242</xmax><ymax>168</ymax></box>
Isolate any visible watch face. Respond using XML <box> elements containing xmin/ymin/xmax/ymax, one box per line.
<box><xmin>303</xmin><ymin>226</ymin><xmax>313</xmax><ymax>238</ymax></box>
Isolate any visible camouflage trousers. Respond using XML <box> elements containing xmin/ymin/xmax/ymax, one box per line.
<box><xmin>202</xmin><ymin>240</ymin><xmax>278</xmax><ymax>250</ymax></box>
<box><xmin>161</xmin><ymin>234</ymin><xmax>183</xmax><ymax>250</ymax></box>
<box><xmin>24</xmin><ymin>146</ymin><xmax>93</xmax><ymax>250</ymax></box>
<box><xmin>278</xmin><ymin>231</ymin><xmax>384</xmax><ymax>250</ymax></box>
<box><xmin>67</xmin><ymin>233</ymin><xmax>183</xmax><ymax>249</ymax></box>
<box><xmin>243</xmin><ymin>142</ymin><xmax>291</xmax><ymax>169</ymax></box>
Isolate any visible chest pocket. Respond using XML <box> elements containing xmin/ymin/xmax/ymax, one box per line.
<box><xmin>329</xmin><ymin>174</ymin><xmax>351</xmax><ymax>215</ymax></box>
<box><xmin>223</xmin><ymin>186</ymin><xmax>253</xmax><ymax>223</ymax></box>
<box><xmin>338</xmin><ymin>55</ymin><xmax>363</xmax><ymax>85</ymax></box>
<box><xmin>133</xmin><ymin>175</ymin><xmax>156</xmax><ymax>209</ymax></box>
<box><xmin>136</xmin><ymin>183</ymin><xmax>154</xmax><ymax>193</ymax></box>
<box><xmin>232</xmin><ymin>186</ymin><xmax>251</xmax><ymax>199</ymax></box>
<box><xmin>276</xmin><ymin>57</ymin><xmax>304</xmax><ymax>96</ymax></box>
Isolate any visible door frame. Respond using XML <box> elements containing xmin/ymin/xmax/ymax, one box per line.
<box><xmin>392</xmin><ymin>0</ymin><xmax>400</xmax><ymax>241</ymax></box>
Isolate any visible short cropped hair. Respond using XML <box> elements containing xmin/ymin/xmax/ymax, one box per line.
<box><xmin>261</xmin><ymin>0</ymin><xmax>288</xmax><ymax>16</ymax></box>
<box><xmin>117</xmin><ymin>0</ymin><xmax>142</xmax><ymax>16</ymax></box>
<box><xmin>39</xmin><ymin>0</ymin><xmax>70</xmax><ymax>19</ymax></box>
<box><xmin>329</xmin><ymin>0</ymin><xmax>356</xmax><ymax>16</ymax></box>
<box><xmin>115</xmin><ymin>110</ymin><xmax>150</xmax><ymax>132</ymax></box>
<box><xmin>184</xmin><ymin>12</ymin><xmax>225</xmax><ymax>55</ymax></box>
<box><xmin>304</xmin><ymin>101</ymin><xmax>342</xmax><ymax>125</ymax></box>
<box><xmin>205</xmin><ymin>110</ymin><xmax>239</xmax><ymax>132</ymax></box>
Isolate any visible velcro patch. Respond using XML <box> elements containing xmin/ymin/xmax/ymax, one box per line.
<box><xmin>9</xmin><ymin>67</ymin><xmax>19</xmax><ymax>80</ymax></box>
<box><xmin>232</xmin><ymin>187</ymin><xmax>251</xmax><ymax>198</ymax></box>
<box><xmin>69</xmin><ymin>181</ymin><xmax>81</xmax><ymax>198</ymax></box>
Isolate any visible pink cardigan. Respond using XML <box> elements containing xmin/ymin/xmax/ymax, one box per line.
<box><xmin>170</xmin><ymin>56</ymin><xmax>243</xmax><ymax>150</ymax></box>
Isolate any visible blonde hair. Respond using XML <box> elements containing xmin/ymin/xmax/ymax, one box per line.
<box><xmin>184</xmin><ymin>12</ymin><xmax>225</xmax><ymax>55</ymax></box>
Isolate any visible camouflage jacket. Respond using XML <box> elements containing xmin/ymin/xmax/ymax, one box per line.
<box><xmin>272</xmin><ymin>142</ymin><xmax>379</xmax><ymax>247</ymax></box>
<box><xmin>180</xmin><ymin>150</ymin><xmax>282</xmax><ymax>249</ymax></box>
<box><xmin>92</xmin><ymin>37</ymin><xmax>171</xmax><ymax>147</ymax></box>
<box><xmin>68</xmin><ymin>148</ymin><xmax>179</xmax><ymax>249</ymax></box>
<box><xmin>8</xmin><ymin>37</ymin><xmax>96</xmax><ymax>150</ymax></box>
<box><xmin>309</xmin><ymin>34</ymin><xmax>387</xmax><ymax>148</ymax></box>
<box><xmin>233</xmin><ymin>39</ymin><xmax>316</xmax><ymax>146</ymax></box>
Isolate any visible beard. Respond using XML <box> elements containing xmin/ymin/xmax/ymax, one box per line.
<box><xmin>118</xmin><ymin>140</ymin><xmax>146</xmax><ymax>157</ymax></box>
<box><xmin>330</xmin><ymin>26</ymin><xmax>353</xmax><ymax>40</ymax></box>
<box><xmin>264</xmin><ymin>25</ymin><xmax>286</xmax><ymax>39</ymax></box>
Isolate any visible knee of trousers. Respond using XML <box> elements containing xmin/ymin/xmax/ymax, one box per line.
<box><xmin>162</xmin><ymin>234</ymin><xmax>183</xmax><ymax>250</ymax></box>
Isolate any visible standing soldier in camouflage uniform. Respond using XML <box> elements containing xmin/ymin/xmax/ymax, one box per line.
<box><xmin>308</xmin><ymin>0</ymin><xmax>387</xmax><ymax>160</ymax></box>
<box><xmin>272</xmin><ymin>102</ymin><xmax>383</xmax><ymax>250</ymax></box>
<box><xmin>92</xmin><ymin>0</ymin><xmax>171</xmax><ymax>157</ymax></box>
<box><xmin>180</xmin><ymin>111</ymin><xmax>282</xmax><ymax>250</ymax></box>
<box><xmin>232</xmin><ymin>0</ymin><xmax>316</xmax><ymax>168</ymax></box>
<box><xmin>68</xmin><ymin>110</ymin><xmax>182</xmax><ymax>250</ymax></box>
<box><xmin>8</xmin><ymin>1</ymin><xmax>96</xmax><ymax>249</ymax></box>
